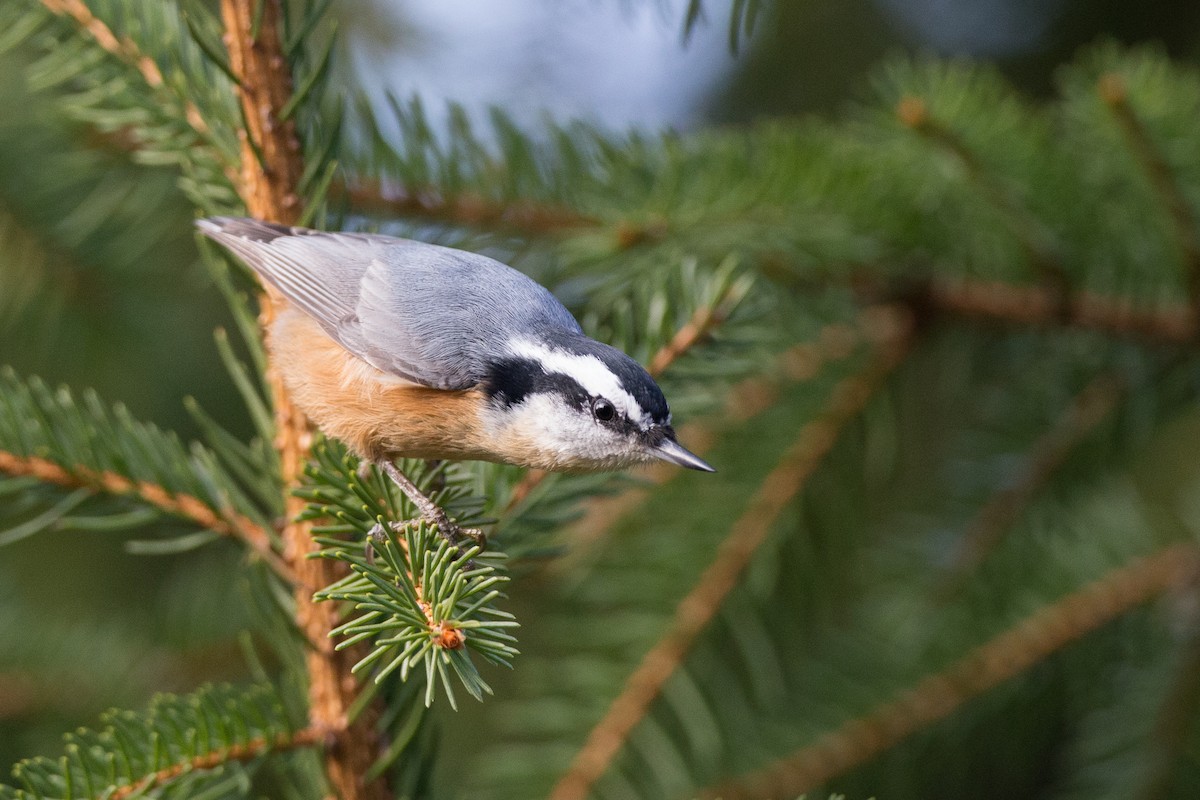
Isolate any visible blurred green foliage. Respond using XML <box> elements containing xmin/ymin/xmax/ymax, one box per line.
<box><xmin>4</xmin><ymin>2</ymin><xmax>1200</xmax><ymax>799</ymax></box>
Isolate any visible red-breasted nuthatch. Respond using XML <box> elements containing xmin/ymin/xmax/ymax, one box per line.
<box><xmin>198</xmin><ymin>217</ymin><xmax>712</xmax><ymax>536</ymax></box>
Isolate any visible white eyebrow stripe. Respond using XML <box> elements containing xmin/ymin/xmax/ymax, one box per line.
<box><xmin>508</xmin><ymin>338</ymin><xmax>647</xmax><ymax>424</ymax></box>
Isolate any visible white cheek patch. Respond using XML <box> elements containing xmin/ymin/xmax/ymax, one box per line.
<box><xmin>490</xmin><ymin>394</ymin><xmax>637</xmax><ymax>466</ymax></box>
<box><xmin>508</xmin><ymin>338</ymin><xmax>648</xmax><ymax>425</ymax></box>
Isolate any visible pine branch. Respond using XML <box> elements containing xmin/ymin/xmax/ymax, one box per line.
<box><xmin>300</xmin><ymin>443</ymin><xmax>516</xmax><ymax>709</ymax></box>
<box><xmin>896</xmin><ymin>94</ymin><xmax>1068</xmax><ymax>296</ymax></box>
<box><xmin>1098</xmin><ymin>73</ymin><xmax>1200</xmax><ymax>309</ymax></box>
<box><xmin>105</xmin><ymin>727</ymin><xmax>325</xmax><ymax>800</ymax></box>
<box><xmin>915</xmin><ymin>278</ymin><xmax>1198</xmax><ymax>342</ymax></box>
<box><xmin>0</xmin><ymin>368</ymin><xmax>283</xmax><ymax>570</ymax></box>
<box><xmin>0</xmin><ymin>448</ymin><xmax>287</xmax><ymax>577</ymax></box>
<box><xmin>1</xmin><ymin>684</ymin><xmax>315</xmax><ymax>800</ymax></box>
<box><xmin>646</xmin><ymin>279</ymin><xmax>746</xmax><ymax>376</ymax></box>
<box><xmin>37</xmin><ymin>0</ymin><xmax>209</xmax><ymax>135</ymax></box>
<box><xmin>701</xmin><ymin>543</ymin><xmax>1200</xmax><ymax>800</ymax></box>
<box><xmin>943</xmin><ymin>371</ymin><xmax>1125</xmax><ymax>586</ymax></box>
<box><xmin>216</xmin><ymin>2</ymin><xmax>387</xmax><ymax>797</ymax></box>
<box><xmin>338</xmin><ymin>179</ymin><xmax>595</xmax><ymax>235</ymax></box>
<box><xmin>26</xmin><ymin>0</ymin><xmax>235</xmax><ymax>200</ymax></box>
<box><xmin>547</xmin><ymin>309</ymin><xmax>914</xmax><ymax>800</ymax></box>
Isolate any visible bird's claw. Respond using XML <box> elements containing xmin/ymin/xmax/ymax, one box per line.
<box><xmin>373</xmin><ymin>458</ymin><xmax>485</xmax><ymax>567</ymax></box>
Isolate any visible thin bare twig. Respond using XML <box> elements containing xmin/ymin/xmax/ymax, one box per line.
<box><xmin>0</xmin><ymin>449</ymin><xmax>291</xmax><ymax>579</ymax></box>
<box><xmin>547</xmin><ymin>311</ymin><xmax>914</xmax><ymax>800</ymax></box>
<box><xmin>107</xmin><ymin>726</ymin><xmax>325</xmax><ymax>800</ymax></box>
<box><xmin>703</xmin><ymin>543</ymin><xmax>1200</xmax><ymax>800</ymax></box>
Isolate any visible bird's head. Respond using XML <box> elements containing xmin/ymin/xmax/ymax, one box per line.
<box><xmin>482</xmin><ymin>334</ymin><xmax>714</xmax><ymax>473</ymax></box>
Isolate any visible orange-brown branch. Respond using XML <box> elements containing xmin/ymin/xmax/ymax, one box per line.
<box><xmin>923</xmin><ymin>278</ymin><xmax>1198</xmax><ymax>342</ymax></box>
<box><xmin>337</xmin><ymin>180</ymin><xmax>594</xmax><ymax>235</ymax></box>
<box><xmin>217</xmin><ymin>1</ymin><xmax>387</xmax><ymax>798</ymax></box>
<box><xmin>547</xmin><ymin>311</ymin><xmax>914</xmax><ymax>800</ymax></box>
<box><xmin>39</xmin><ymin>0</ymin><xmax>210</xmax><ymax>137</ymax></box>
<box><xmin>703</xmin><ymin>543</ymin><xmax>1200</xmax><ymax>800</ymax></box>
<box><xmin>108</xmin><ymin>726</ymin><xmax>325</xmax><ymax>800</ymax></box>
<box><xmin>219</xmin><ymin>1</ymin><xmax>303</xmax><ymax>225</ymax></box>
<box><xmin>0</xmin><ymin>449</ymin><xmax>289</xmax><ymax>578</ymax></box>
<box><xmin>647</xmin><ymin>283</ymin><xmax>743</xmax><ymax>377</ymax></box>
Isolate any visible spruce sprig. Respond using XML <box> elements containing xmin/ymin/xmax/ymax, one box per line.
<box><xmin>298</xmin><ymin>441</ymin><xmax>518</xmax><ymax>709</ymax></box>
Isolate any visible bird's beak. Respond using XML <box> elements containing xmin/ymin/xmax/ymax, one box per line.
<box><xmin>652</xmin><ymin>437</ymin><xmax>716</xmax><ymax>473</ymax></box>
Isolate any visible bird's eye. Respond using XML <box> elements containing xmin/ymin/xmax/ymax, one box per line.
<box><xmin>592</xmin><ymin>398</ymin><xmax>616</xmax><ymax>422</ymax></box>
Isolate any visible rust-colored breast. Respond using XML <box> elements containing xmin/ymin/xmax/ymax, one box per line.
<box><xmin>267</xmin><ymin>307</ymin><xmax>497</xmax><ymax>462</ymax></box>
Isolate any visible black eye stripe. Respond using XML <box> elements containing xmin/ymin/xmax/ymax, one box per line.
<box><xmin>539</xmin><ymin>331</ymin><xmax>671</xmax><ymax>425</ymax></box>
<box><xmin>485</xmin><ymin>348</ymin><xmax>670</xmax><ymax>430</ymax></box>
<box><xmin>486</xmin><ymin>358</ymin><xmax>590</xmax><ymax>410</ymax></box>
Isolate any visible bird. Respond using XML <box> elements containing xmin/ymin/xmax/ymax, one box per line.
<box><xmin>197</xmin><ymin>216</ymin><xmax>713</xmax><ymax>542</ymax></box>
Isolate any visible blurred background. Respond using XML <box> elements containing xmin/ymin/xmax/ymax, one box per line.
<box><xmin>4</xmin><ymin>0</ymin><xmax>1200</xmax><ymax>786</ymax></box>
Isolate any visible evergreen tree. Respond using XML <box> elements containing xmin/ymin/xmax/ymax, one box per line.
<box><xmin>3</xmin><ymin>1</ymin><xmax>1200</xmax><ymax>799</ymax></box>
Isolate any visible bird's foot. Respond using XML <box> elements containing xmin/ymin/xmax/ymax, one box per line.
<box><xmin>427</xmin><ymin>508</ymin><xmax>487</xmax><ymax>550</ymax></box>
<box><xmin>374</xmin><ymin>459</ymin><xmax>486</xmax><ymax>564</ymax></box>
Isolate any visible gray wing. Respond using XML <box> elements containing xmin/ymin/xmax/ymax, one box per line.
<box><xmin>197</xmin><ymin>217</ymin><xmax>582</xmax><ymax>389</ymax></box>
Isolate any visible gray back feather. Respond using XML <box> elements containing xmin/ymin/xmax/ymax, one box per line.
<box><xmin>197</xmin><ymin>217</ymin><xmax>582</xmax><ymax>389</ymax></box>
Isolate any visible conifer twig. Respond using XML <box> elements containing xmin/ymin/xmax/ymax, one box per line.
<box><xmin>943</xmin><ymin>372</ymin><xmax>1125</xmax><ymax>587</ymax></box>
<box><xmin>646</xmin><ymin>283</ymin><xmax>743</xmax><ymax>376</ymax></box>
<box><xmin>918</xmin><ymin>278</ymin><xmax>1198</xmax><ymax>342</ymax></box>
<box><xmin>106</xmin><ymin>726</ymin><xmax>326</xmax><ymax>800</ymax></box>
<box><xmin>1098</xmin><ymin>73</ymin><xmax>1200</xmax><ymax>309</ymax></box>
<box><xmin>338</xmin><ymin>180</ymin><xmax>594</xmax><ymax>234</ymax></box>
<box><xmin>38</xmin><ymin>0</ymin><xmax>211</xmax><ymax>137</ymax></box>
<box><xmin>0</xmin><ymin>449</ymin><xmax>290</xmax><ymax>579</ymax></box>
<box><xmin>371</xmin><ymin>524</ymin><xmax>466</xmax><ymax>650</ymax></box>
<box><xmin>548</xmin><ymin>310</ymin><xmax>914</xmax><ymax>800</ymax></box>
<box><xmin>217</xmin><ymin>2</ymin><xmax>387</xmax><ymax>798</ymax></box>
<box><xmin>701</xmin><ymin>543</ymin><xmax>1200</xmax><ymax>800</ymax></box>
<box><xmin>897</xmin><ymin>95</ymin><xmax>1069</xmax><ymax>302</ymax></box>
